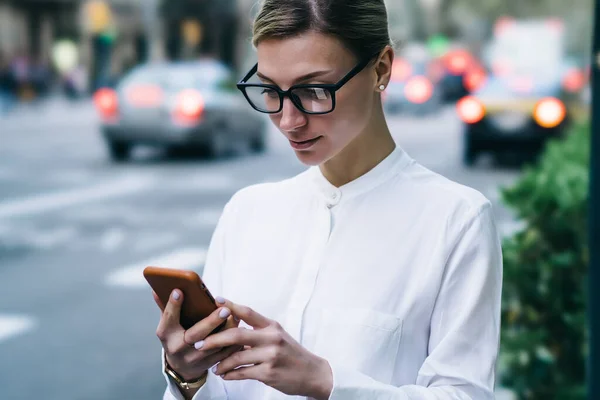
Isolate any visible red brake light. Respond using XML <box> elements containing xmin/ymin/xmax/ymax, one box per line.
<box><xmin>534</xmin><ymin>97</ymin><xmax>566</xmax><ymax>128</ymax></box>
<box><xmin>93</xmin><ymin>88</ymin><xmax>118</xmax><ymax>120</ymax></box>
<box><xmin>391</xmin><ymin>59</ymin><xmax>412</xmax><ymax>82</ymax></box>
<box><xmin>562</xmin><ymin>68</ymin><xmax>585</xmax><ymax>92</ymax></box>
<box><xmin>457</xmin><ymin>96</ymin><xmax>485</xmax><ymax>124</ymax></box>
<box><xmin>173</xmin><ymin>89</ymin><xmax>205</xmax><ymax>123</ymax></box>
<box><xmin>464</xmin><ymin>69</ymin><xmax>487</xmax><ymax>92</ymax></box>
<box><xmin>444</xmin><ymin>50</ymin><xmax>471</xmax><ymax>75</ymax></box>
<box><xmin>404</xmin><ymin>76</ymin><xmax>433</xmax><ymax>104</ymax></box>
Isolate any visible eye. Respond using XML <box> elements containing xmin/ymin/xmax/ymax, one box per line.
<box><xmin>296</xmin><ymin>88</ymin><xmax>330</xmax><ymax>100</ymax></box>
<box><xmin>261</xmin><ymin>88</ymin><xmax>279</xmax><ymax>98</ymax></box>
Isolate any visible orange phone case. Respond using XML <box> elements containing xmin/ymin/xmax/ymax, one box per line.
<box><xmin>143</xmin><ymin>266</ymin><xmax>222</xmax><ymax>330</ymax></box>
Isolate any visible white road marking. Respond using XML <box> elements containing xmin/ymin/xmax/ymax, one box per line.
<box><xmin>0</xmin><ymin>315</ymin><xmax>36</xmax><ymax>344</ymax></box>
<box><xmin>0</xmin><ymin>175</ymin><xmax>154</xmax><ymax>219</ymax></box>
<box><xmin>105</xmin><ymin>247</ymin><xmax>207</xmax><ymax>288</ymax></box>
<box><xmin>168</xmin><ymin>172</ymin><xmax>237</xmax><ymax>191</ymax></box>
<box><xmin>132</xmin><ymin>231</ymin><xmax>180</xmax><ymax>253</ymax></box>
<box><xmin>190</xmin><ymin>208</ymin><xmax>223</xmax><ymax>227</ymax></box>
<box><xmin>100</xmin><ymin>228</ymin><xmax>127</xmax><ymax>252</ymax></box>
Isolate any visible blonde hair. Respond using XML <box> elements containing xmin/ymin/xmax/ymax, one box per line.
<box><xmin>252</xmin><ymin>0</ymin><xmax>391</xmax><ymax>61</ymax></box>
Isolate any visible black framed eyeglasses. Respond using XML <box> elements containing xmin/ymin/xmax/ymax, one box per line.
<box><xmin>236</xmin><ymin>52</ymin><xmax>380</xmax><ymax>115</ymax></box>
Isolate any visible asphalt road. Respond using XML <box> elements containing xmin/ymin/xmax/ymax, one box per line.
<box><xmin>0</xmin><ymin>98</ymin><xmax>518</xmax><ymax>400</ymax></box>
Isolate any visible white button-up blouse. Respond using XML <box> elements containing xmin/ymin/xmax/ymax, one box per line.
<box><xmin>163</xmin><ymin>145</ymin><xmax>503</xmax><ymax>400</ymax></box>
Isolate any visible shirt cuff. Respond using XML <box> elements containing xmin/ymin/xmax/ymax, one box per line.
<box><xmin>327</xmin><ymin>362</ymin><xmax>409</xmax><ymax>400</ymax></box>
<box><xmin>161</xmin><ymin>349</ymin><xmax>228</xmax><ymax>400</ymax></box>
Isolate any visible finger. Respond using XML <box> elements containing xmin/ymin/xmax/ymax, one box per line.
<box><xmin>156</xmin><ymin>290</ymin><xmax>184</xmax><ymax>341</ymax></box>
<box><xmin>184</xmin><ymin>306</ymin><xmax>232</xmax><ymax>346</ymax></box>
<box><xmin>152</xmin><ymin>291</ymin><xmax>165</xmax><ymax>312</ymax></box>
<box><xmin>202</xmin><ymin>327</ymin><xmax>266</xmax><ymax>351</ymax></box>
<box><xmin>214</xmin><ymin>298</ymin><xmax>271</xmax><ymax>329</ymax></box>
<box><xmin>213</xmin><ymin>347</ymin><xmax>268</xmax><ymax>376</ymax></box>
<box><xmin>221</xmin><ymin>363</ymin><xmax>269</xmax><ymax>382</ymax></box>
<box><xmin>201</xmin><ymin>344</ymin><xmax>244</xmax><ymax>368</ymax></box>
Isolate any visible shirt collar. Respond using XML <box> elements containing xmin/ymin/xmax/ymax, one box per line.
<box><xmin>308</xmin><ymin>145</ymin><xmax>411</xmax><ymax>205</ymax></box>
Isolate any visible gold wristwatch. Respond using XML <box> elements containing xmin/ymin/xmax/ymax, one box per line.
<box><xmin>164</xmin><ymin>356</ymin><xmax>208</xmax><ymax>390</ymax></box>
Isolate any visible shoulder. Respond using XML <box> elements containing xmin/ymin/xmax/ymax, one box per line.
<box><xmin>396</xmin><ymin>160</ymin><xmax>493</xmax><ymax>225</ymax></box>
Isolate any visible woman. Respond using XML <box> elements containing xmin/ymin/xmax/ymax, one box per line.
<box><xmin>156</xmin><ymin>0</ymin><xmax>502</xmax><ymax>399</ymax></box>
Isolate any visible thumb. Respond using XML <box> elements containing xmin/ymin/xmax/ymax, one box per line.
<box><xmin>158</xmin><ymin>289</ymin><xmax>184</xmax><ymax>334</ymax></box>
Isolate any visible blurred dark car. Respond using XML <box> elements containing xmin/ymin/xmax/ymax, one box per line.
<box><xmin>384</xmin><ymin>56</ymin><xmax>442</xmax><ymax>116</ymax></box>
<box><xmin>457</xmin><ymin>74</ymin><xmax>571</xmax><ymax>166</ymax></box>
<box><xmin>433</xmin><ymin>48</ymin><xmax>485</xmax><ymax>104</ymax></box>
<box><xmin>94</xmin><ymin>59</ymin><xmax>267</xmax><ymax>162</ymax></box>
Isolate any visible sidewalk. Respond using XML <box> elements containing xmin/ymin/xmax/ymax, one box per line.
<box><xmin>0</xmin><ymin>95</ymin><xmax>97</xmax><ymax>131</ymax></box>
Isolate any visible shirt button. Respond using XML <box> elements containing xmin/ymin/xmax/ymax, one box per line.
<box><xmin>331</xmin><ymin>192</ymin><xmax>338</xmax><ymax>200</ymax></box>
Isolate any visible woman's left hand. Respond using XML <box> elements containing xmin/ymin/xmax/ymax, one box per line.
<box><xmin>200</xmin><ymin>298</ymin><xmax>333</xmax><ymax>400</ymax></box>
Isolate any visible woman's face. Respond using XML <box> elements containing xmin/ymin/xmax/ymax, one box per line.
<box><xmin>256</xmin><ymin>32</ymin><xmax>379</xmax><ymax>166</ymax></box>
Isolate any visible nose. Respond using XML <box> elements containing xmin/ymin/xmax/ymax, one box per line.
<box><xmin>278</xmin><ymin>97</ymin><xmax>307</xmax><ymax>132</ymax></box>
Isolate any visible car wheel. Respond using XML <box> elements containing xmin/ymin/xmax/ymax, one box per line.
<box><xmin>107</xmin><ymin>140</ymin><xmax>132</xmax><ymax>162</ymax></box>
<box><xmin>463</xmin><ymin>133</ymin><xmax>477</xmax><ymax>166</ymax></box>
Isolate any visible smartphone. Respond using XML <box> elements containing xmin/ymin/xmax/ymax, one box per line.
<box><xmin>143</xmin><ymin>266</ymin><xmax>226</xmax><ymax>331</ymax></box>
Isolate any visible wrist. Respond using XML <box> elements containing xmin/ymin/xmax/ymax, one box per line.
<box><xmin>307</xmin><ymin>356</ymin><xmax>333</xmax><ymax>400</ymax></box>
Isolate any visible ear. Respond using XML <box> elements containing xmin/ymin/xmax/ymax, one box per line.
<box><xmin>374</xmin><ymin>45</ymin><xmax>394</xmax><ymax>92</ymax></box>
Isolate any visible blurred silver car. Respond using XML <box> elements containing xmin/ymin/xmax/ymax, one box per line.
<box><xmin>94</xmin><ymin>60</ymin><xmax>267</xmax><ymax>161</ymax></box>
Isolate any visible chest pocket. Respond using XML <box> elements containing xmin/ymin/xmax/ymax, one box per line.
<box><xmin>313</xmin><ymin>307</ymin><xmax>403</xmax><ymax>384</ymax></box>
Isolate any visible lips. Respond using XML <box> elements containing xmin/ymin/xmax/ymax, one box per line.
<box><xmin>288</xmin><ymin>136</ymin><xmax>322</xmax><ymax>150</ymax></box>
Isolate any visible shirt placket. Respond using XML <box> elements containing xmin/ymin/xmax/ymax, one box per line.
<box><xmin>284</xmin><ymin>191</ymin><xmax>339</xmax><ymax>342</ymax></box>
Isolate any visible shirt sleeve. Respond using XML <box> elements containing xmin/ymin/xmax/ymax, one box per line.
<box><xmin>327</xmin><ymin>203</ymin><xmax>503</xmax><ymax>400</ymax></box>
<box><xmin>161</xmin><ymin>198</ymin><xmax>237</xmax><ymax>400</ymax></box>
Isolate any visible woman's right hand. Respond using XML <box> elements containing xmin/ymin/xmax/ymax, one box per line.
<box><xmin>154</xmin><ymin>289</ymin><xmax>242</xmax><ymax>381</ymax></box>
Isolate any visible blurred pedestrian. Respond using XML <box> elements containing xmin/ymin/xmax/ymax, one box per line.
<box><xmin>154</xmin><ymin>1</ymin><xmax>502</xmax><ymax>399</ymax></box>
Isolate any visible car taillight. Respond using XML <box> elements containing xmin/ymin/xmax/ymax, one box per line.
<box><xmin>93</xmin><ymin>88</ymin><xmax>118</xmax><ymax>120</ymax></box>
<box><xmin>534</xmin><ymin>97</ymin><xmax>566</xmax><ymax>128</ymax></box>
<box><xmin>391</xmin><ymin>59</ymin><xmax>412</xmax><ymax>82</ymax></box>
<box><xmin>173</xmin><ymin>89</ymin><xmax>205</xmax><ymax>123</ymax></box>
<box><xmin>562</xmin><ymin>68</ymin><xmax>585</xmax><ymax>92</ymax></box>
<box><xmin>457</xmin><ymin>96</ymin><xmax>485</xmax><ymax>124</ymax></box>
<box><xmin>444</xmin><ymin>50</ymin><xmax>471</xmax><ymax>75</ymax></box>
<box><xmin>404</xmin><ymin>76</ymin><xmax>433</xmax><ymax>104</ymax></box>
<box><xmin>464</xmin><ymin>69</ymin><xmax>487</xmax><ymax>92</ymax></box>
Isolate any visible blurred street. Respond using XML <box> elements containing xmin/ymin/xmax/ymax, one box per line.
<box><xmin>0</xmin><ymin>98</ymin><xmax>519</xmax><ymax>400</ymax></box>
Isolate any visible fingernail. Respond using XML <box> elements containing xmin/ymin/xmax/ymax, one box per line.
<box><xmin>194</xmin><ymin>340</ymin><xmax>204</xmax><ymax>350</ymax></box>
<box><xmin>172</xmin><ymin>290</ymin><xmax>180</xmax><ymax>300</ymax></box>
<box><xmin>219</xmin><ymin>308</ymin><xmax>231</xmax><ymax>319</ymax></box>
<box><xmin>215</xmin><ymin>296</ymin><xmax>226</xmax><ymax>304</ymax></box>
<box><xmin>212</xmin><ymin>365</ymin><xmax>218</xmax><ymax>374</ymax></box>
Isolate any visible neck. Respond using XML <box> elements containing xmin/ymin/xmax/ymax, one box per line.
<box><xmin>320</xmin><ymin>107</ymin><xmax>396</xmax><ymax>188</ymax></box>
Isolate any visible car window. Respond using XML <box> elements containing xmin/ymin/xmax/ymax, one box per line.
<box><xmin>122</xmin><ymin>63</ymin><xmax>232</xmax><ymax>91</ymax></box>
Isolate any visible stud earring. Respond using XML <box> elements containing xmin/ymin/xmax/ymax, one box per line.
<box><xmin>379</xmin><ymin>84</ymin><xmax>385</xmax><ymax>91</ymax></box>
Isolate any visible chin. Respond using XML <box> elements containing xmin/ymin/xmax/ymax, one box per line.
<box><xmin>293</xmin><ymin>149</ymin><xmax>328</xmax><ymax>166</ymax></box>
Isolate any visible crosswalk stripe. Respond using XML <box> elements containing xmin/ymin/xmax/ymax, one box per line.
<box><xmin>0</xmin><ymin>175</ymin><xmax>155</xmax><ymax>219</ymax></box>
<box><xmin>105</xmin><ymin>247</ymin><xmax>207</xmax><ymax>288</ymax></box>
<box><xmin>0</xmin><ymin>315</ymin><xmax>36</xmax><ymax>344</ymax></box>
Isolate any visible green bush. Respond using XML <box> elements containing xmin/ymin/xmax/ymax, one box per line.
<box><xmin>499</xmin><ymin>121</ymin><xmax>590</xmax><ymax>399</ymax></box>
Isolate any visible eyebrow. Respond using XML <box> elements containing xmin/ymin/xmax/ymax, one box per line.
<box><xmin>256</xmin><ymin>69</ymin><xmax>333</xmax><ymax>84</ymax></box>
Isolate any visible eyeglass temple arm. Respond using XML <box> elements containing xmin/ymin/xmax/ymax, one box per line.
<box><xmin>239</xmin><ymin>63</ymin><xmax>259</xmax><ymax>84</ymax></box>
